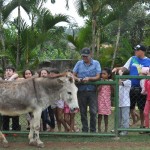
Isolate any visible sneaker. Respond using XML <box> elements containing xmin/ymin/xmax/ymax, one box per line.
<box><xmin>111</xmin><ymin>130</ymin><xmax>121</xmax><ymax>134</ymax></box>
<box><xmin>111</xmin><ymin>130</ymin><xmax>115</xmax><ymax>133</ymax></box>
<box><xmin>139</xmin><ymin>126</ymin><xmax>145</xmax><ymax>134</ymax></box>
<box><xmin>119</xmin><ymin>131</ymin><xmax>128</xmax><ymax>136</ymax></box>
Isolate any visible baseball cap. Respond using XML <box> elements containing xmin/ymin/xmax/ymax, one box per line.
<box><xmin>81</xmin><ymin>48</ymin><xmax>91</xmax><ymax>56</ymax></box>
<box><xmin>134</xmin><ymin>44</ymin><xmax>146</xmax><ymax>51</ymax></box>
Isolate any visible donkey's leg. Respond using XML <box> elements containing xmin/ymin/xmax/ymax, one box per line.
<box><xmin>28</xmin><ymin>115</ymin><xmax>36</xmax><ymax>146</ymax></box>
<box><xmin>0</xmin><ymin>131</ymin><xmax>8</xmax><ymax>147</ymax></box>
<box><xmin>32</xmin><ymin>109</ymin><xmax>44</xmax><ymax>148</ymax></box>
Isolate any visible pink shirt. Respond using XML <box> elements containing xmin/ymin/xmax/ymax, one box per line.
<box><xmin>145</xmin><ymin>80</ymin><xmax>150</xmax><ymax>101</ymax></box>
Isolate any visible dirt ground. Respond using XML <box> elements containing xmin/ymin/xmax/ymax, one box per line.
<box><xmin>0</xmin><ymin>141</ymin><xmax>150</xmax><ymax>150</ymax></box>
<box><xmin>0</xmin><ymin>133</ymin><xmax>150</xmax><ymax>150</ymax></box>
<box><xmin>1</xmin><ymin>138</ymin><xmax>150</xmax><ymax>150</ymax></box>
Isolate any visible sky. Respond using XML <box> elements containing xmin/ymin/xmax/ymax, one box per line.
<box><xmin>43</xmin><ymin>0</ymin><xmax>85</xmax><ymax>27</ymax></box>
<box><xmin>10</xmin><ymin>0</ymin><xmax>85</xmax><ymax>27</ymax></box>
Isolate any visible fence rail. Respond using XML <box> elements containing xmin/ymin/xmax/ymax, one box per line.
<box><xmin>1</xmin><ymin>75</ymin><xmax>150</xmax><ymax>137</ymax></box>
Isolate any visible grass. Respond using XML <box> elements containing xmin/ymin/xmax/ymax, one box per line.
<box><xmin>1</xmin><ymin>110</ymin><xmax>149</xmax><ymax>150</ymax></box>
<box><xmin>2</xmin><ymin>111</ymin><xmax>115</xmax><ymax>133</ymax></box>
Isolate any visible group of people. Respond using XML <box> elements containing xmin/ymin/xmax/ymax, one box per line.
<box><xmin>1</xmin><ymin>44</ymin><xmax>150</xmax><ymax>136</ymax></box>
<box><xmin>112</xmin><ymin>45</ymin><xmax>150</xmax><ymax>135</ymax></box>
<box><xmin>1</xmin><ymin>67</ymin><xmax>79</xmax><ymax>134</ymax></box>
<box><xmin>73</xmin><ymin>45</ymin><xmax>150</xmax><ymax>135</ymax></box>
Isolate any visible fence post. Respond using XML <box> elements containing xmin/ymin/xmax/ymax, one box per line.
<box><xmin>0</xmin><ymin>115</ymin><xmax>2</xmax><ymax>130</ymax></box>
<box><xmin>114</xmin><ymin>75</ymin><xmax>119</xmax><ymax>137</ymax></box>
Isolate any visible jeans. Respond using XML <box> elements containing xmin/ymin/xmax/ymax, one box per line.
<box><xmin>2</xmin><ymin>115</ymin><xmax>20</xmax><ymax>131</ymax></box>
<box><xmin>118</xmin><ymin>107</ymin><xmax>130</xmax><ymax>129</ymax></box>
<box><xmin>41</xmin><ymin>106</ymin><xmax>55</xmax><ymax>131</ymax></box>
<box><xmin>78</xmin><ymin>91</ymin><xmax>97</xmax><ymax>132</ymax></box>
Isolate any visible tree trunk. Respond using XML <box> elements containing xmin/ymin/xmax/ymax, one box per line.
<box><xmin>111</xmin><ymin>19</ymin><xmax>121</xmax><ymax>69</ymax></box>
<box><xmin>92</xmin><ymin>17</ymin><xmax>96</xmax><ymax>57</ymax></box>
<box><xmin>25</xmin><ymin>42</ymin><xmax>29</xmax><ymax>67</ymax></box>
<box><xmin>96</xmin><ymin>28</ymin><xmax>100</xmax><ymax>59</ymax></box>
<box><xmin>31</xmin><ymin>13</ymin><xmax>34</xmax><ymax>31</ymax></box>
<box><xmin>0</xmin><ymin>0</ymin><xmax>6</xmax><ymax>71</ymax></box>
<box><xmin>16</xmin><ymin>1</ymin><xmax>21</xmax><ymax>69</ymax></box>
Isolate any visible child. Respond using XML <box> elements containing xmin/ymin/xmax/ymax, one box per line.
<box><xmin>118</xmin><ymin>69</ymin><xmax>131</xmax><ymax>136</ymax></box>
<box><xmin>39</xmin><ymin>68</ymin><xmax>55</xmax><ymax>132</ymax></box>
<box><xmin>63</xmin><ymin>69</ymin><xmax>79</xmax><ymax>132</ymax></box>
<box><xmin>140</xmin><ymin>67</ymin><xmax>149</xmax><ymax>95</ymax></box>
<box><xmin>23</xmin><ymin>69</ymin><xmax>34</xmax><ymax>79</ymax></box>
<box><xmin>50</xmin><ymin>69</ymin><xmax>69</xmax><ymax>132</ymax></box>
<box><xmin>22</xmin><ymin>69</ymin><xmax>34</xmax><ymax>130</ymax></box>
<box><xmin>64</xmin><ymin>101</ymin><xmax>79</xmax><ymax>132</ymax></box>
<box><xmin>129</xmin><ymin>109</ymin><xmax>140</xmax><ymax>127</ymax></box>
<box><xmin>144</xmin><ymin>68</ymin><xmax>150</xmax><ymax>129</ymax></box>
<box><xmin>3</xmin><ymin>66</ymin><xmax>20</xmax><ymax>135</ymax></box>
<box><xmin>97</xmin><ymin>67</ymin><xmax>112</xmax><ymax>133</ymax></box>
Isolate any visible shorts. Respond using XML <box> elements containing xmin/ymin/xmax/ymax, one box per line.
<box><xmin>51</xmin><ymin>100</ymin><xmax>64</xmax><ymax>109</ymax></box>
<box><xmin>130</xmin><ymin>87</ymin><xmax>146</xmax><ymax>110</ymax></box>
<box><xmin>64</xmin><ymin>103</ymin><xmax>70</xmax><ymax>113</ymax></box>
<box><xmin>64</xmin><ymin>102</ymin><xmax>79</xmax><ymax>114</ymax></box>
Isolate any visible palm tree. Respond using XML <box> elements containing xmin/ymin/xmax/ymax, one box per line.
<box><xmin>74</xmin><ymin>0</ymin><xmax>104</xmax><ymax>56</ymax></box>
<box><xmin>3</xmin><ymin>7</ymin><xmax>70</xmax><ymax>70</ymax></box>
<box><xmin>35</xmin><ymin>8</ymin><xmax>69</xmax><ymax>52</ymax></box>
<box><xmin>0</xmin><ymin>0</ymin><xmax>72</xmax><ymax>71</ymax></box>
<box><xmin>0</xmin><ymin>0</ymin><xmax>6</xmax><ymax>71</ymax></box>
<box><xmin>95</xmin><ymin>5</ymin><xmax>117</xmax><ymax>57</ymax></box>
<box><xmin>74</xmin><ymin>0</ymin><xmax>124</xmax><ymax>58</ymax></box>
<box><xmin>2</xmin><ymin>0</ymin><xmax>36</xmax><ymax>69</ymax></box>
<box><xmin>109</xmin><ymin>0</ymin><xmax>145</xmax><ymax>69</ymax></box>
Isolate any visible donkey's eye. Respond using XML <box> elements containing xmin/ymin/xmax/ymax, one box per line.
<box><xmin>67</xmin><ymin>92</ymin><xmax>72</xmax><ymax>95</ymax></box>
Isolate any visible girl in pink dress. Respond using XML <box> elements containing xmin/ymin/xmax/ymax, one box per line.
<box><xmin>97</xmin><ymin>67</ymin><xmax>112</xmax><ymax>132</ymax></box>
<box><xmin>63</xmin><ymin>69</ymin><xmax>79</xmax><ymax>132</ymax></box>
<box><xmin>64</xmin><ymin>102</ymin><xmax>79</xmax><ymax>132</ymax></box>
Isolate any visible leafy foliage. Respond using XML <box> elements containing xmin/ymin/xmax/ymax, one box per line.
<box><xmin>0</xmin><ymin>0</ymin><xmax>150</xmax><ymax>73</ymax></box>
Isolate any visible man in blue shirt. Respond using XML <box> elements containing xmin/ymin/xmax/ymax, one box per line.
<box><xmin>73</xmin><ymin>47</ymin><xmax>101</xmax><ymax>132</ymax></box>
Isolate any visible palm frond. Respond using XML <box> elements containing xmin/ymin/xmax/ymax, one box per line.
<box><xmin>2</xmin><ymin>0</ymin><xmax>18</xmax><ymax>22</ymax></box>
<box><xmin>36</xmin><ymin>8</ymin><xmax>70</xmax><ymax>32</ymax></box>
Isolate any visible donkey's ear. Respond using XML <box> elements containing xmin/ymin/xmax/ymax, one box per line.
<box><xmin>66</xmin><ymin>72</ymin><xmax>74</xmax><ymax>83</ymax></box>
<box><xmin>57</xmin><ymin>78</ymin><xmax>64</xmax><ymax>83</ymax></box>
<box><xmin>68</xmin><ymin>77</ymin><xmax>73</xmax><ymax>83</ymax></box>
<box><xmin>57</xmin><ymin>77</ymin><xmax>70</xmax><ymax>83</ymax></box>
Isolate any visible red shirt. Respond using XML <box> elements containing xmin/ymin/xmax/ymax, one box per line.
<box><xmin>145</xmin><ymin>80</ymin><xmax>150</xmax><ymax>101</ymax></box>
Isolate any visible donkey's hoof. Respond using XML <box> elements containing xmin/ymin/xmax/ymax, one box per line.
<box><xmin>113</xmin><ymin>137</ymin><xmax>120</xmax><ymax>140</ymax></box>
<box><xmin>37</xmin><ymin>142</ymin><xmax>45</xmax><ymax>148</ymax></box>
<box><xmin>2</xmin><ymin>141</ymin><xmax>9</xmax><ymax>148</ymax></box>
<box><xmin>29</xmin><ymin>141</ymin><xmax>37</xmax><ymax>146</ymax></box>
